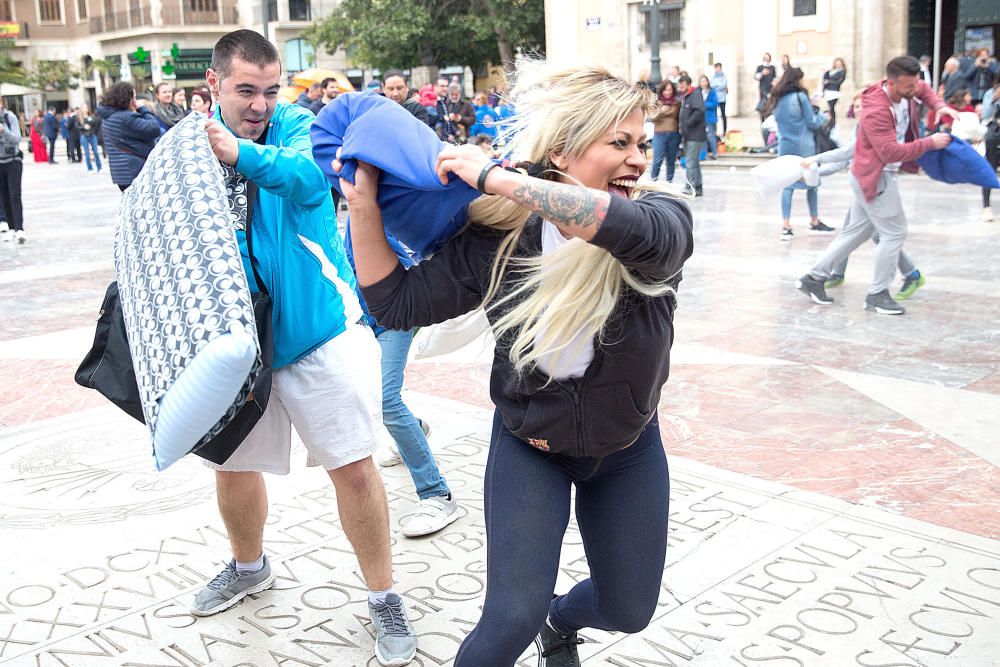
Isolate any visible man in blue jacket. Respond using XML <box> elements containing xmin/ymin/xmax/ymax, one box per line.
<box><xmin>43</xmin><ymin>107</ymin><xmax>58</xmax><ymax>164</ymax></box>
<box><xmin>194</xmin><ymin>30</ymin><xmax>418</xmax><ymax>666</ymax></box>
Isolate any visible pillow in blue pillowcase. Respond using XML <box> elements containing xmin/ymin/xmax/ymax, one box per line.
<box><xmin>917</xmin><ymin>136</ymin><xmax>1000</xmax><ymax>189</ymax></box>
<box><xmin>311</xmin><ymin>91</ymin><xmax>482</xmax><ymax>257</ymax></box>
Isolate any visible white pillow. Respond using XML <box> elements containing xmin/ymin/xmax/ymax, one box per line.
<box><xmin>115</xmin><ymin>114</ymin><xmax>263</xmax><ymax>471</ymax></box>
<box><xmin>151</xmin><ymin>322</ymin><xmax>256</xmax><ymax>470</ymax></box>
<box><xmin>751</xmin><ymin>154</ymin><xmax>807</xmax><ymax>200</ymax></box>
<box><xmin>412</xmin><ymin>309</ymin><xmax>493</xmax><ymax>360</ymax></box>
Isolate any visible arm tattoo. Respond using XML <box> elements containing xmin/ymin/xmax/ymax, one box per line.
<box><xmin>510</xmin><ymin>179</ymin><xmax>610</xmax><ymax>230</ymax></box>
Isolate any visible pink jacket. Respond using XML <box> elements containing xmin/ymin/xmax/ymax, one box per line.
<box><xmin>851</xmin><ymin>79</ymin><xmax>946</xmax><ymax>201</ymax></box>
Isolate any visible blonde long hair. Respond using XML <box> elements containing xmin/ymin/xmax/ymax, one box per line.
<box><xmin>470</xmin><ymin>61</ymin><xmax>684</xmax><ymax>377</ymax></box>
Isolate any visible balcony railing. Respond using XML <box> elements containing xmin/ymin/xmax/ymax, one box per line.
<box><xmin>91</xmin><ymin>3</ymin><xmax>237</xmax><ymax>31</ymax></box>
<box><xmin>88</xmin><ymin>6</ymin><xmax>151</xmax><ymax>32</ymax></box>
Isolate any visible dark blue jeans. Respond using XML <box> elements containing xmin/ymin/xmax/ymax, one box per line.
<box><xmin>453</xmin><ymin>411</ymin><xmax>670</xmax><ymax>666</ymax></box>
<box><xmin>651</xmin><ymin>131</ymin><xmax>681</xmax><ymax>181</ymax></box>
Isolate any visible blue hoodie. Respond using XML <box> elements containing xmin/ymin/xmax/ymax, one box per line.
<box><xmin>221</xmin><ymin>101</ymin><xmax>363</xmax><ymax>369</ymax></box>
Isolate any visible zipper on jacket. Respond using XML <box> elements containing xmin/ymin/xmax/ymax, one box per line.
<box><xmin>560</xmin><ymin>379</ymin><xmax>585</xmax><ymax>458</ymax></box>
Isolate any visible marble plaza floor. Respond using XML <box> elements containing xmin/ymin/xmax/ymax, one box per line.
<box><xmin>1</xmin><ymin>155</ymin><xmax>999</xmax><ymax>666</ymax></box>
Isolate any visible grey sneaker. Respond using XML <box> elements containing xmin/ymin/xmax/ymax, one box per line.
<box><xmin>864</xmin><ymin>290</ymin><xmax>905</xmax><ymax>315</ymax></box>
<box><xmin>190</xmin><ymin>555</ymin><xmax>276</xmax><ymax>616</ymax></box>
<box><xmin>369</xmin><ymin>593</ymin><xmax>417</xmax><ymax>666</ymax></box>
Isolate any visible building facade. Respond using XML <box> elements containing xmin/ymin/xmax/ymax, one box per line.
<box><xmin>544</xmin><ymin>0</ymin><xmax>913</xmax><ymax>117</ymax></box>
<box><xmin>0</xmin><ymin>0</ymin><xmax>349</xmax><ymax>112</ymax></box>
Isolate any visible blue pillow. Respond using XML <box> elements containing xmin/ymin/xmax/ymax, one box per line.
<box><xmin>311</xmin><ymin>92</ymin><xmax>482</xmax><ymax>257</ymax></box>
<box><xmin>917</xmin><ymin>136</ymin><xmax>1000</xmax><ymax>188</ymax></box>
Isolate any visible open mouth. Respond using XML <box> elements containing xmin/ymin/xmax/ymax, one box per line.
<box><xmin>608</xmin><ymin>176</ymin><xmax>638</xmax><ymax>198</ymax></box>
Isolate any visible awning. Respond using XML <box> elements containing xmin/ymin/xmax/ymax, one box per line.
<box><xmin>0</xmin><ymin>83</ymin><xmax>40</xmax><ymax>96</ymax></box>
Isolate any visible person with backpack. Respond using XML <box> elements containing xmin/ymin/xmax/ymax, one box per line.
<box><xmin>98</xmin><ymin>82</ymin><xmax>162</xmax><ymax>191</ymax></box>
<box><xmin>0</xmin><ymin>119</ymin><xmax>25</xmax><ymax>243</ymax></box>
<box><xmin>79</xmin><ymin>104</ymin><xmax>102</xmax><ymax>174</ymax></box>
<box><xmin>765</xmin><ymin>67</ymin><xmax>835</xmax><ymax>240</ymax></box>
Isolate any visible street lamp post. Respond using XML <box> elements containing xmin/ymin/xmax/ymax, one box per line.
<box><xmin>645</xmin><ymin>0</ymin><xmax>663</xmax><ymax>87</ymax></box>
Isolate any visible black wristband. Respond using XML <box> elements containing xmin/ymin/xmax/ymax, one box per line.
<box><xmin>477</xmin><ymin>161</ymin><xmax>501</xmax><ymax>195</ymax></box>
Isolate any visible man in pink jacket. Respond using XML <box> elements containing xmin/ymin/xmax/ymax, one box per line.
<box><xmin>796</xmin><ymin>56</ymin><xmax>957</xmax><ymax>315</ymax></box>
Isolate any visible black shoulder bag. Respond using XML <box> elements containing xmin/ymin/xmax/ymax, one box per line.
<box><xmin>75</xmin><ymin>181</ymin><xmax>273</xmax><ymax>465</ymax></box>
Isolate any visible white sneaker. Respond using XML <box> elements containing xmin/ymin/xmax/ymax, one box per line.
<box><xmin>378</xmin><ymin>443</ymin><xmax>403</xmax><ymax>467</ymax></box>
<box><xmin>400</xmin><ymin>495</ymin><xmax>459</xmax><ymax>537</ymax></box>
<box><xmin>13</xmin><ymin>230</ymin><xmax>24</xmax><ymax>244</ymax></box>
<box><xmin>0</xmin><ymin>221</ymin><xmax>8</xmax><ymax>242</ymax></box>
<box><xmin>984</xmin><ymin>207</ymin><xmax>994</xmax><ymax>222</ymax></box>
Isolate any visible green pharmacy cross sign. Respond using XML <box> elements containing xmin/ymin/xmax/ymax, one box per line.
<box><xmin>160</xmin><ymin>44</ymin><xmax>182</xmax><ymax>78</ymax></box>
<box><xmin>131</xmin><ymin>46</ymin><xmax>149</xmax><ymax>63</ymax></box>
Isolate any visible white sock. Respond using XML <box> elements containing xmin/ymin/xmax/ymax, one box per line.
<box><xmin>235</xmin><ymin>553</ymin><xmax>264</xmax><ymax>573</ymax></box>
<box><xmin>369</xmin><ymin>588</ymin><xmax>396</xmax><ymax>605</ymax></box>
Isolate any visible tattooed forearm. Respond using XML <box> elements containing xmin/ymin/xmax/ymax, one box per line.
<box><xmin>510</xmin><ymin>179</ymin><xmax>610</xmax><ymax>231</ymax></box>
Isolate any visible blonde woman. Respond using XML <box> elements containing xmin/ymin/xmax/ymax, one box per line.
<box><xmin>339</xmin><ymin>62</ymin><xmax>694</xmax><ymax>666</ymax></box>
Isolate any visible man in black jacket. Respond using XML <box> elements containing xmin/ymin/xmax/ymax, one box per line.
<box><xmin>383</xmin><ymin>69</ymin><xmax>433</xmax><ymax>127</ymax></box>
<box><xmin>678</xmin><ymin>75</ymin><xmax>706</xmax><ymax>196</ymax></box>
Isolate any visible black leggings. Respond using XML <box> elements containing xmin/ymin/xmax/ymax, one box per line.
<box><xmin>984</xmin><ymin>146</ymin><xmax>999</xmax><ymax>207</ymax></box>
<box><xmin>453</xmin><ymin>411</ymin><xmax>670</xmax><ymax>666</ymax></box>
<box><xmin>0</xmin><ymin>160</ymin><xmax>23</xmax><ymax>231</ymax></box>
<box><xmin>827</xmin><ymin>98</ymin><xmax>838</xmax><ymax>127</ymax></box>
<box><xmin>719</xmin><ymin>101</ymin><xmax>728</xmax><ymax>135</ymax></box>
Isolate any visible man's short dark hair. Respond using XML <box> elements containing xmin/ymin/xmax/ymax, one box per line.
<box><xmin>155</xmin><ymin>82</ymin><xmax>171</xmax><ymax>94</ymax></box>
<box><xmin>308</xmin><ymin>82</ymin><xmax>321</xmax><ymax>91</ymax></box>
<box><xmin>886</xmin><ymin>55</ymin><xmax>921</xmax><ymax>79</ymax></box>
<box><xmin>211</xmin><ymin>29</ymin><xmax>280</xmax><ymax>79</ymax></box>
<box><xmin>677</xmin><ymin>74</ymin><xmax>692</xmax><ymax>85</ymax></box>
<box><xmin>714</xmin><ymin>62</ymin><xmax>722</xmax><ymax>68</ymax></box>
<box><xmin>383</xmin><ymin>69</ymin><xmax>407</xmax><ymax>83</ymax></box>
<box><xmin>320</xmin><ymin>77</ymin><xmax>336</xmax><ymax>89</ymax></box>
<box><xmin>103</xmin><ymin>81</ymin><xmax>135</xmax><ymax>111</ymax></box>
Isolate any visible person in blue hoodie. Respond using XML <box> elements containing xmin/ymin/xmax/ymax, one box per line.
<box><xmin>191</xmin><ymin>30</ymin><xmax>418</xmax><ymax>667</ymax></box>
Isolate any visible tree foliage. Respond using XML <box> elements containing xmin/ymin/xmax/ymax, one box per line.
<box><xmin>0</xmin><ymin>40</ymin><xmax>26</xmax><ymax>87</ymax></box>
<box><xmin>27</xmin><ymin>59</ymin><xmax>79</xmax><ymax>91</ymax></box>
<box><xmin>303</xmin><ymin>0</ymin><xmax>544</xmax><ymax>74</ymax></box>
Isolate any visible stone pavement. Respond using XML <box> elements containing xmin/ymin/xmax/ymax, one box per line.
<box><xmin>1</xmin><ymin>154</ymin><xmax>999</xmax><ymax>666</ymax></box>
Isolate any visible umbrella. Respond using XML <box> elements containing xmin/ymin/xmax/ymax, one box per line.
<box><xmin>292</xmin><ymin>69</ymin><xmax>354</xmax><ymax>93</ymax></box>
<box><xmin>278</xmin><ymin>85</ymin><xmax>304</xmax><ymax>103</ymax></box>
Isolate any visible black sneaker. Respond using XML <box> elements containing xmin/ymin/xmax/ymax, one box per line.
<box><xmin>694</xmin><ymin>188</ymin><xmax>703</xmax><ymax>197</ymax></box>
<box><xmin>796</xmin><ymin>275</ymin><xmax>833</xmax><ymax>305</ymax></box>
<box><xmin>809</xmin><ymin>220</ymin><xmax>835</xmax><ymax>233</ymax></box>
<box><xmin>535</xmin><ymin>621</ymin><xmax>583</xmax><ymax>667</ymax></box>
<box><xmin>864</xmin><ymin>290</ymin><xmax>905</xmax><ymax>315</ymax></box>
<box><xmin>780</xmin><ymin>228</ymin><xmax>794</xmax><ymax>241</ymax></box>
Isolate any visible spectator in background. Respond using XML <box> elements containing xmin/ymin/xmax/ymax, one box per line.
<box><xmin>765</xmin><ymin>67</ymin><xmax>832</xmax><ymax>240</ymax></box>
<box><xmin>382</xmin><ymin>69</ymin><xmax>432</xmax><ymax>126</ymax></box>
<box><xmin>469</xmin><ymin>91</ymin><xmax>498</xmax><ymax>140</ymax></box>
<box><xmin>79</xmin><ymin>104</ymin><xmax>102</xmax><ymax>174</ymax></box>
<box><xmin>941</xmin><ymin>57</ymin><xmax>964</xmax><ymax>100</ymax></box>
<box><xmin>43</xmin><ymin>107</ymin><xmax>58</xmax><ymax>164</ymax></box>
<box><xmin>30</xmin><ymin>110</ymin><xmax>48</xmax><ymax>163</ymax></box>
<box><xmin>296</xmin><ymin>82</ymin><xmax>322</xmax><ymax>109</ymax></box>
<box><xmin>437</xmin><ymin>82</ymin><xmax>475</xmax><ymax>143</ymax></box>
<box><xmin>964</xmin><ymin>48</ymin><xmax>999</xmax><ymax>104</ymax></box>
<box><xmin>152</xmin><ymin>82</ymin><xmax>187</xmax><ymax>130</ymax></box>
<box><xmin>823</xmin><ymin>57</ymin><xmax>847</xmax><ymax>127</ymax></box>
<box><xmin>172</xmin><ymin>87</ymin><xmax>187</xmax><ymax>110</ymax></box>
<box><xmin>678</xmin><ymin>74</ymin><xmax>706</xmax><ymax>196</ymax></box>
<box><xmin>948</xmin><ymin>88</ymin><xmax>974</xmax><ymax>113</ymax></box>
<box><xmin>756</xmin><ymin>53</ymin><xmax>777</xmax><ymax>143</ymax></box>
<box><xmin>698</xmin><ymin>74</ymin><xmax>719</xmax><ymax>159</ymax></box>
<box><xmin>781</xmin><ymin>54</ymin><xmax>792</xmax><ymax>73</ymax></box>
<box><xmin>67</xmin><ymin>108</ymin><xmax>82</xmax><ymax>163</ymax></box>
<box><xmin>309</xmin><ymin>77</ymin><xmax>340</xmax><ymax>116</ymax></box>
<box><xmin>59</xmin><ymin>112</ymin><xmax>70</xmax><ymax>161</ymax></box>
<box><xmin>919</xmin><ymin>55</ymin><xmax>933</xmax><ymax>85</ymax></box>
<box><xmin>99</xmin><ymin>81</ymin><xmax>162</xmax><ymax>191</ymax></box>
<box><xmin>668</xmin><ymin>66</ymin><xmax>681</xmax><ymax>84</ymax></box>
<box><xmin>710</xmin><ymin>62</ymin><xmax>729</xmax><ymax>136</ymax></box>
<box><xmin>0</xmin><ymin>115</ymin><xmax>25</xmax><ymax>243</ymax></box>
<box><xmin>650</xmin><ymin>79</ymin><xmax>681</xmax><ymax>182</ymax></box>
<box><xmin>189</xmin><ymin>87</ymin><xmax>213</xmax><ymax>116</ymax></box>
<box><xmin>419</xmin><ymin>84</ymin><xmax>439</xmax><ymax>123</ymax></box>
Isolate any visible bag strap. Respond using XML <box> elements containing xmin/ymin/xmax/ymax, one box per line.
<box><xmin>243</xmin><ymin>180</ymin><xmax>268</xmax><ymax>296</ymax></box>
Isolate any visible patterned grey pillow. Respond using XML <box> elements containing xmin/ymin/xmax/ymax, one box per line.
<box><xmin>114</xmin><ymin>113</ymin><xmax>262</xmax><ymax>469</ymax></box>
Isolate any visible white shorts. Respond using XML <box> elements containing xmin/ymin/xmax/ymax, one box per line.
<box><xmin>206</xmin><ymin>323</ymin><xmax>383</xmax><ymax>474</ymax></box>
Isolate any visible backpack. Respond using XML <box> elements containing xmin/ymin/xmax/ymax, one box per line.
<box><xmin>815</xmin><ymin>122</ymin><xmax>837</xmax><ymax>153</ymax></box>
<box><xmin>0</xmin><ymin>128</ymin><xmax>19</xmax><ymax>159</ymax></box>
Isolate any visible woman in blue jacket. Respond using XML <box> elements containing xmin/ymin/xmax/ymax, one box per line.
<box><xmin>698</xmin><ymin>75</ymin><xmax>719</xmax><ymax>158</ymax></box>
<box><xmin>98</xmin><ymin>82</ymin><xmax>161</xmax><ymax>191</ymax></box>
<box><xmin>765</xmin><ymin>67</ymin><xmax>833</xmax><ymax>240</ymax></box>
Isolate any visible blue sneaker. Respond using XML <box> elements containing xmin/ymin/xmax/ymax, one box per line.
<box><xmin>369</xmin><ymin>593</ymin><xmax>417</xmax><ymax>666</ymax></box>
